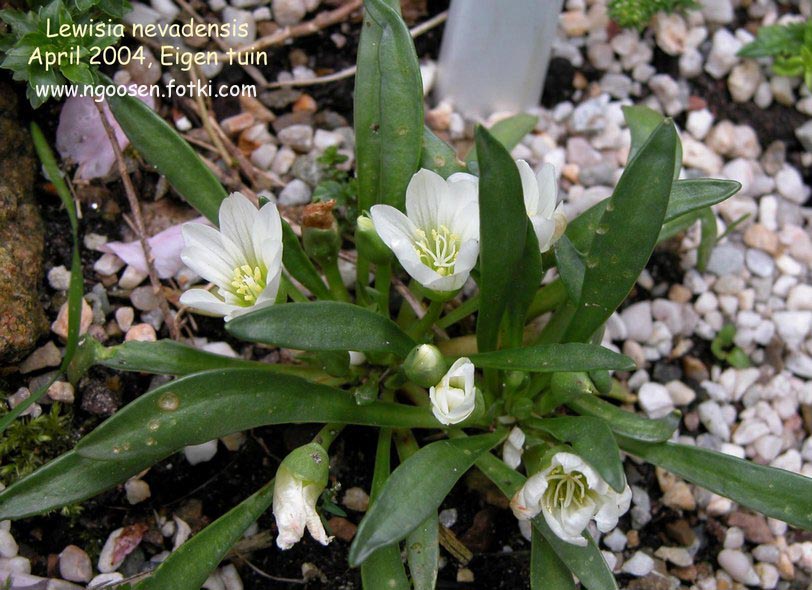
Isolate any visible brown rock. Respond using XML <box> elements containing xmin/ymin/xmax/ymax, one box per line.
<box><xmin>327</xmin><ymin>517</ymin><xmax>356</xmax><ymax>542</ymax></box>
<box><xmin>665</xmin><ymin>520</ymin><xmax>696</xmax><ymax>546</ymax></box>
<box><xmin>668</xmin><ymin>284</ymin><xmax>692</xmax><ymax>303</ymax></box>
<box><xmin>460</xmin><ymin>508</ymin><xmax>496</xmax><ymax>553</ymax></box>
<box><xmin>743</xmin><ymin>224</ymin><xmax>779</xmax><ymax>255</ymax></box>
<box><xmin>671</xmin><ymin>564</ymin><xmax>697</xmax><ymax>581</ymax></box>
<box><xmin>0</xmin><ymin>84</ymin><xmax>48</xmax><ymax>363</ymax></box>
<box><xmin>292</xmin><ymin>94</ymin><xmax>317</xmax><ymax>114</ymax></box>
<box><xmin>51</xmin><ymin>298</ymin><xmax>93</xmax><ymax>340</ymax></box>
<box><xmin>727</xmin><ymin>511</ymin><xmax>775</xmax><ymax>544</ymax></box>
<box><xmin>628</xmin><ymin>575</ymin><xmax>672</xmax><ymax>590</ymax></box>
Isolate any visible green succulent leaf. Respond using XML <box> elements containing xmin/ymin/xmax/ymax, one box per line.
<box><xmin>465</xmin><ymin>113</ymin><xmax>538</xmax><ymax>166</ymax></box>
<box><xmin>620</xmin><ymin>438</ymin><xmax>812</xmax><ymax>529</ymax></box>
<box><xmin>563</xmin><ymin>120</ymin><xmax>677</xmax><ymax>343</ymax></box>
<box><xmin>467</xmin><ymin>343</ymin><xmax>635</xmax><ymax>373</ymax></box>
<box><xmin>531</xmin><ymin>527</ymin><xmax>575</xmax><ymax>590</ymax></box>
<box><xmin>226</xmin><ymin>301</ymin><xmax>415</xmax><ymax>357</ymax></box>
<box><xmin>421</xmin><ymin>126</ymin><xmax>466</xmax><ymax>178</ymax></box>
<box><xmin>568</xmin><ymin>393</ymin><xmax>680</xmax><ymax>443</ymax></box>
<box><xmin>623</xmin><ymin>105</ymin><xmax>681</xmax><ymax>180</ymax></box>
<box><xmin>349</xmin><ymin>433</ymin><xmax>503</xmax><ymax>566</ymax></box>
<box><xmin>354</xmin><ymin>0</ymin><xmax>422</xmax><ymax>211</ymax></box>
<box><xmin>75</xmin><ymin>369</ymin><xmax>438</xmax><ymax>462</ymax></box>
<box><xmin>475</xmin><ymin>124</ymin><xmax>529</xmax><ymax>352</ymax></box>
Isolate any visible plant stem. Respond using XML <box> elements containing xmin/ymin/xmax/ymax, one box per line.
<box><xmin>355</xmin><ymin>252</ymin><xmax>370</xmax><ymax>306</ymax></box>
<box><xmin>408</xmin><ymin>299</ymin><xmax>444</xmax><ymax>339</ymax></box>
<box><xmin>374</xmin><ymin>262</ymin><xmax>392</xmax><ymax>317</ymax></box>
<box><xmin>437</xmin><ymin>294</ymin><xmax>479</xmax><ymax>328</ymax></box>
<box><xmin>401</xmin><ymin>382</ymin><xmax>430</xmax><ymax>407</ymax></box>
<box><xmin>526</xmin><ymin>279</ymin><xmax>567</xmax><ymax>320</ymax></box>
<box><xmin>322</xmin><ymin>259</ymin><xmax>352</xmax><ymax>302</ymax></box>
<box><xmin>313</xmin><ymin>423</ymin><xmax>346</xmax><ymax>450</ymax></box>
<box><xmin>280</xmin><ymin>274</ymin><xmax>308</xmax><ymax>303</ymax></box>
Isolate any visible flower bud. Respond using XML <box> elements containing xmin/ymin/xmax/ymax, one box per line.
<box><xmin>355</xmin><ymin>214</ymin><xmax>392</xmax><ymax>265</ymax></box>
<box><xmin>302</xmin><ymin>201</ymin><xmax>341</xmax><ymax>264</ymax></box>
<box><xmin>403</xmin><ymin>344</ymin><xmax>448</xmax><ymax>388</ymax></box>
<box><xmin>273</xmin><ymin>442</ymin><xmax>331</xmax><ymax>550</ymax></box>
<box><xmin>429</xmin><ymin>357</ymin><xmax>477</xmax><ymax>425</ymax></box>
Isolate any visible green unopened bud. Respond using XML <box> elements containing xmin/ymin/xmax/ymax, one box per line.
<box><xmin>403</xmin><ymin>344</ymin><xmax>448</xmax><ymax>387</ymax></box>
<box><xmin>280</xmin><ymin>442</ymin><xmax>330</xmax><ymax>486</ymax></box>
<box><xmin>588</xmin><ymin>370</ymin><xmax>612</xmax><ymax>394</ymax></box>
<box><xmin>355</xmin><ymin>215</ymin><xmax>392</xmax><ymax>265</ymax></box>
<box><xmin>302</xmin><ymin>201</ymin><xmax>341</xmax><ymax>264</ymax></box>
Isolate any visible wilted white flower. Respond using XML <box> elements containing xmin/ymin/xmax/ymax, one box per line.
<box><xmin>370</xmin><ymin>169</ymin><xmax>479</xmax><ymax>293</ymax></box>
<box><xmin>273</xmin><ymin>443</ymin><xmax>332</xmax><ymax>550</ymax></box>
<box><xmin>180</xmin><ymin>193</ymin><xmax>282</xmax><ymax>321</ymax></box>
<box><xmin>429</xmin><ymin>357</ymin><xmax>477</xmax><ymax>425</ymax></box>
<box><xmin>510</xmin><ymin>452</ymin><xmax>631</xmax><ymax>546</ymax></box>
<box><xmin>502</xmin><ymin>426</ymin><xmax>526</xmax><ymax>469</ymax></box>
<box><xmin>516</xmin><ymin>160</ymin><xmax>567</xmax><ymax>253</ymax></box>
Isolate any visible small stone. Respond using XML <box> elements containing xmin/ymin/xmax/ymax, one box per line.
<box><xmin>743</xmin><ymin>224</ymin><xmax>778</xmax><ymax>254</ymax></box>
<box><xmin>699</xmin><ymin>0</ymin><xmax>733</xmax><ymax>23</ymax></box>
<box><xmin>698</xmin><ymin>400</ymin><xmax>730</xmax><ymax>440</ymax></box>
<box><xmin>51</xmin><ymin>298</ymin><xmax>93</xmax><ymax>339</ymax></box>
<box><xmin>746</xmin><ymin>249</ymin><xmax>774</xmax><ymax>278</ymax></box>
<box><xmin>119</xmin><ymin>265</ymin><xmax>147</xmax><ymax>289</ymax></box>
<box><xmin>560</xmin><ymin>9</ymin><xmax>590</xmax><ymax>36</ymax></box>
<box><xmin>59</xmin><ymin>545</ymin><xmax>92</xmax><ymax>583</ymax></box>
<box><xmin>687</xmin><ymin>109</ymin><xmax>714</xmax><ymax>140</ymax></box>
<box><xmin>278</xmin><ymin>124</ymin><xmax>314</xmax><ymax>152</ymax></box>
<box><xmin>272</xmin><ymin>0</ymin><xmax>307</xmax><ymax>26</ymax></box>
<box><xmin>130</xmin><ymin>286</ymin><xmax>160</xmax><ymax>311</ymax></box>
<box><xmin>795</xmin><ymin>119</ymin><xmax>812</xmax><ymax>152</ymax></box>
<box><xmin>48</xmin><ymin>265</ymin><xmax>72</xmax><ymax>291</ymax></box>
<box><xmin>342</xmin><ymin>487</ymin><xmax>370</xmax><ymax>512</ymax></box>
<box><xmin>115</xmin><ymin>307</ymin><xmax>135</xmax><ymax>332</ymax></box>
<box><xmin>649</xmin><ymin>74</ymin><xmax>685</xmax><ymax>116</ymax></box>
<box><xmin>327</xmin><ymin>517</ymin><xmax>356</xmax><ymax>542</ymax></box>
<box><xmin>639</xmin><ymin>383</ymin><xmax>674</xmax><ymax>419</ymax></box>
<box><xmin>728</xmin><ymin>512</ymin><xmax>775</xmax><ymax>544</ymax></box>
<box><xmin>662</xmin><ymin>481</ymin><xmax>695</xmax><ymax>511</ymax></box>
<box><xmin>621</xmin><ymin>301</ymin><xmax>653</xmax><ymax>342</ymax></box>
<box><xmin>772</xmin><ymin>311</ymin><xmax>812</xmax><ymax>347</ymax></box>
<box><xmin>250</xmin><ymin>143</ymin><xmax>278</xmax><ymax>171</ymax></box>
<box><xmin>0</xmin><ymin>530</ymin><xmax>18</xmax><ymax>558</ymax></box>
<box><xmin>705</xmin><ymin>29</ymin><xmax>742</xmax><ymax>79</ymax></box>
<box><xmin>655</xmin><ymin>546</ymin><xmax>693</xmax><ymax>567</ymax></box>
<box><xmin>718</xmin><ymin>549</ymin><xmax>760</xmax><ymax>586</ymax></box>
<box><xmin>622</xmin><ymin>551</ymin><xmax>655</xmax><ymax>577</ymax></box>
<box><xmin>603</xmin><ymin>528</ymin><xmax>627</xmax><ymax>552</ymax></box>
<box><xmin>19</xmin><ymin>341</ymin><xmax>61</xmax><ymax>374</ymax></box>
<box><xmin>125</xmin><ymin>323</ymin><xmax>157</xmax><ymax>342</ymax></box>
<box><xmin>220</xmin><ymin>112</ymin><xmax>255</xmax><ymax>136</ymax></box>
<box><xmin>89</xmin><ymin>574</ymin><xmax>124</xmax><ymax>588</ymax></box>
<box><xmin>706</xmin><ymin>244</ymin><xmax>745</xmax><ymax>276</ymax></box>
<box><xmin>775</xmin><ymin>164</ymin><xmax>809</xmax><ymax>204</ymax></box>
<box><xmin>788</xmin><ymin>285</ymin><xmax>812</xmax><ymax>311</ymax></box>
<box><xmin>439</xmin><ymin>508</ymin><xmax>458</xmax><ymax>528</ymax></box>
<box><xmin>125</xmin><ymin>478</ymin><xmax>151</xmax><ymax>505</ymax></box>
<box><xmin>97</xmin><ymin>525</ymin><xmax>146</xmax><ymax>573</ymax></box>
<box><xmin>725</xmin><ymin>526</ymin><xmax>745</xmax><ymax>549</ymax></box>
<box><xmin>47</xmin><ymin>381</ymin><xmax>75</xmax><ymax>403</ymax></box>
<box><xmin>682</xmin><ymin>136</ymin><xmax>724</xmax><ymax>175</ymax></box>
<box><xmin>278</xmin><ymin>179</ymin><xmax>312</xmax><ymax>206</ymax></box>
<box><xmin>184</xmin><ymin>440</ymin><xmax>218</xmax><ymax>465</ymax></box>
<box><xmin>728</xmin><ymin>61</ymin><xmax>761</xmax><ymax>103</ymax></box>
<box><xmin>456</xmin><ymin>568</ymin><xmax>475</xmax><ymax>583</ymax></box>
<box><xmin>755</xmin><ymin>562</ymin><xmax>779</xmax><ymax>589</ymax></box>
<box><xmin>221</xmin><ymin>7</ymin><xmax>256</xmax><ymax>48</ymax></box>
<box><xmin>271</xmin><ymin>146</ymin><xmax>296</xmax><ymax>176</ymax></box>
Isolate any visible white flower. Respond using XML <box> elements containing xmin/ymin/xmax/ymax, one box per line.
<box><xmin>516</xmin><ymin>160</ymin><xmax>567</xmax><ymax>253</ymax></box>
<box><xmin>502</xmin><ymin>426</ymin><xmax>526</xmax><ymax>469</ymax></box>
<box><xmin>180</xmin><ymin>193</ymin><xmax>283</xmax><ymax>321</ymax></box>
<box><xmin>510</xmin><ymin>452</ymin><xmax>632</xmax><ymax>546</ymax></box>
<box><xmin>370</xmin><ymin>169</ymin><xmax>479</xmax><ymax>293</ymax></box>
<box><xmin>429</xmin><ymin>357</ymin><xmax>477</xmax><ymax>425</ymax></box>
<box><xmin>273</xmin><ymin>443</ymin><xmax>332</xmax><ymax>550</ymax></box>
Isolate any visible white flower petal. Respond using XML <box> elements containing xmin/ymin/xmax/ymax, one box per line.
<box><xmin>405</xmin><ymin>168</ymin><xmax>453</xmax><ymax>230</ymax></box>
<box><xmin>179</xmin><ymin>289</ymin><xmax>240</xmax><ymax>318</ymax></box>
<box><xmin>183</xmin><ymin>223</ymin><xmax>239</xmax><ymax>269</ymax></box>
<box><xmin>543</xmin><ymin>508</ymin><xmax>587</xmax><ymax>546</ymax></box>
<box><xmin>536</xmin><ymin>163</ymin><xmax>558</xmax><ymax>218</ymax></box>
<box><xmin>516</xmin><ymin>159</ymin><xmax>540</xmax><ymax>215</ymax></box>
<box><xmin>253</xmin><ymin>202</ymin><xmax>282</xmax><ymax>264</ymax></box>
<box><xmin>180</xmin><ymin>245</ymin><xmax>234</xmax><ymax>289</ymax></box>
<box><xmin>303</xmin><ymin>483</ymin><xmax>332</xmax><ymax>546</ymax></box>
<box><xmin>530</xmin><ymin>215</ymin><xmax>557</xmax><ymax>254</ymax></box>
<box><xmin>370</xmin><ymin>205</ymin><xmax>418</xmax><ymax>252</ymax></box>
<box><xmin>219</xmin><ymin>193</ymin><xmax>261</xmax><ymax>266</ymax></box>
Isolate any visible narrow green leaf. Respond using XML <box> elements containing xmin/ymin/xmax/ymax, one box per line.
<box><xmin>658</xmin><ymin>208</ymin><xmax>703</xmax><ymax>243</ymax></box>
<box><xmin>525</xmin><ymin>416</ymin><xmax>625</xmax><ymax>492</ymax></box>
<box><xmin>475</xmin><ymin>125</ymin><xmax>529</xmax><ymax>352</ymax></box>
<box><xmin>355</xmin><ymin>0</ymin><xmax>422</xmax><ymax>211</ymax></box>
<box><xmin>620</xmin><ymin>438</ymin><xmax>812</xmax><ymax>530</ymax></box>
<box><xmin>421</xmin><ymin>126</ymin><xmax>466</xmax><ymax>178</ymax></box>
<box><xmin>0</xmin><ymin>450</ymin><xmax>152</xmax><ymax>519</ymax></box>
<box><xmin>70</xmin><ymin>337</ymin><xmax>326</xmax><ymax>380</ymax></box>
<box><xmin>474</xmin><ymin>452</ymin><xmax>617</xmax><ymax>590</ymax></box>
<box><xmin>567</xmin><ymin>179</ymin><xmax>741</xmax><ymax>254</ymax></box>
<box><xmin>503</xmin><ymin>225</ymin><xmax>543</xmax><ymax>348</ymax></box>
<box><xmin>465</xmin><ymin>113</ymin><xmax>538</xmax><ymax>165</ymax></box>
<box><xmin>531</xmin><ymin>527</ymin><xmax>575</xmax><ymax>590</ymax></box>
<box><xmin>623</xmin><ymin>105</ymin><xmax>681</xmax><ymax>180</ymax></box>
<box><xmin>406</xmin><ymin>515</ymin><xmax>439</xmax><ymax>590</ymax></box>
<box><xmin>136</xmin><ymin>480</ymin><xmax>275</xmax><ymax>590</ymax></box>
<box><xmin>361</xmin><ymin>428</ymin><xmax>410</xmax><ymax>590</ymax></box>
<box><xmin>349</xmin><ymin>433</ymin><xmax>503</xmax><ymax>566</ymax></box>
<box><xmin>76</xmin><ymin>369</ymin><xmax>438</xmax><ymax>462</ymax></box>
<box><xmin>467</xmin><ymin>343</ymin><xmax>635</xmax><ymax>373</ymax></box>
<box><xmin>107</xmin><ymin>91</ymin><xmax>226</xmax><ymax>223</ymax></box>
<box><xmin>554</xmin><ymin>235</ymin><xmax>585</xmax><ymax>303</ymax></box>
<box><xmin>281</xmin><ymin>219</ymin><xmax>332</xmax><ymax>300</ymax></box>
<box><xmin>697</xmin><ymin>207</ymin><xmax>717</xmax><ymax>272</ymax></box>
<box><xmin>227</xmin><ymin>301</ymin><xmax>415</xmax><ymax>357</ymax></box>
<box><xmin>564</xmin><ymin>121</ymin><xmax>677</xmax><ymax>343</ymax></box>
<box><xmin>567</xmin><ymin>394</ymin><xmax>680</xmax><ymax>443</ymax></box>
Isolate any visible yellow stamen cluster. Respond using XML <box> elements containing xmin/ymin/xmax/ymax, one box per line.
<box><xmin>414</xmin><ymin>225</ymin><xmax>460</xmax><ymax>276</ymax></box>
<box><xmin>543</xmin><ymin>466</ymin><xmax>591</xmax><ymax>511</ymax></box>
<box><xmin>230</xmin><ymin>264</ymin><xmax>266</xmax><ymax>304</ymax></box>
